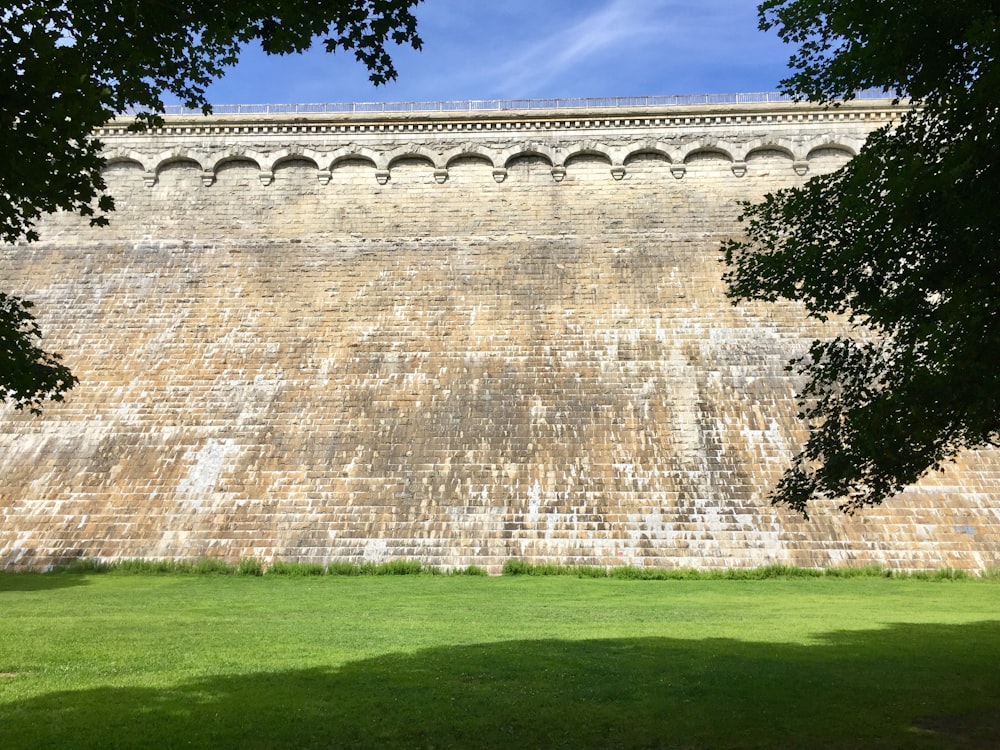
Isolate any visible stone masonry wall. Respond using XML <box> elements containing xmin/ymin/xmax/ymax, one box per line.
<box><xmin>1</xmin><ymin>100</ymin><xmax>998</xmax><ymax>572</ymax></box>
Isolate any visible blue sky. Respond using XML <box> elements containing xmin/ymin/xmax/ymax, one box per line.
<box><xmin>195</xmin><ymin>0</ymin><xmax>794</xmax><ymax>106</ymax></box>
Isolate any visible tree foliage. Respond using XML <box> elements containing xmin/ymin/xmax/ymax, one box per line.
<box><xmin>1</xmin><ymin>0</ymin><xmax>422</xmax><ymax>411</ymax></box>
<box><xmin>0</xmin><ymin>293</ymin><xmax>76</xmax><ymax>414</ymax></box>
<box><xmin>723</xmin><ymin>0</ymin><xmax>1000</xmax><ymax>514</ymax></box>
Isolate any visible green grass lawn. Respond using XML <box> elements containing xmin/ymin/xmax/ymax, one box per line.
<box><xmin>1</xmin><ymin>572</ymin><xmax>999</xmax><ymax>749</ymax></box>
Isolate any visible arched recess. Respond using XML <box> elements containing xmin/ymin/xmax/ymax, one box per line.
<box><xmin>205</xmin><ymin>148</ymin><xmax>265</xmax><ymax>174</ymax></box>
<box><xmin>444</xmin><ymin>147</ymin><xmax>498</xmax><ymax>171</ymax></box>
<box><xmin>504</xmin><ymin>146</ymin><xmax>556</xmax><ymax>169</ymax></box>
<box><xmin>269</xmin><ymin>157</ymin><xmax>321</xmax><ymax>193</ymax></box>
<box><xmin>739</xmin><ymin>137</ymin><xmax>797</xmax><ymax>162</ymax></box>
<box><xmin>564</xmin><ymin>149</ymin><xmax>612</xmax><ymax>181</ymax></box>
<box><xmin>680</xmin><ymin>145</ymin><xmax>734</xmax><ymax>179</ymax></box>
<box><xmin>103</xmin><ymin>157</ymin><xmax>144</xmax><ymax>170</ymax></box>
<box><xmin>329</xmin><ymin>154</ymin><xmax>379</xmax><ymax>188</ymax></box>
<box><xmin>328</xmin><ymin>147</ymin><xmax>383</xmax><ymax>172</ymax></box>
<box><xmin>330</xmin><ymin>153</ymin><xmax>378</xmax><ymax>169</ymax></box>
<box><xmin>744</xmin><ymin>145</ymin><xmax>795</xmax><ymax>177</ymax></box>
<box><xmin>443</xmin><ymin>153</ymin><xmax>494</xmax><ymax>184</ymax></box>
<box><xmin>505</xmin><ymin>150</ymin><xmax>556</xmax><ymax>183</ymax></box>
<box><xmin>564</xmin><ymin>149</ymin><xmax>612</xmax><ymax>166</ymax></box>
<box><xmin>101</xmin><ymin>155</ymin><xmax>146</xmax><ymax>189</ymax></box>
<box><xmin>263</xmin><ymin>146</ymin><xmax>324</xmax><ymax>171</ymax></box>
<box><xmin>681</xmin><ymin>146</ymin><xmax>734</xmax><ymax>165</ymax></box>
<box><xmin>211</xmin><ymin>157</ymin><xmax>262</xmax><ymax>189</ymax></box>
<box><xmin>623</xmin><ymin>148</ymin><xmax>673</xmax><ymax>180</ymax></box>
<box><xmin>561</xmin><ymin>138</ymin><xmax>612</xmax><ymax>162</ymax></box>
<box><xmin>211</xmin><ymin>155</ymin><xmax>262</xmax><ymax>172</ymax></box>
<box><xmin>152</xmin><ymin>150</ymin><xmax>206</xmax><ymax>174</ymax></box>
<box><xmin>271</xmin><ymin>154</ymin><xmax>321</xmax><ymax>171</ymax></box>
<box><xmin>153</xmin><ymin>156</ymin><xmax>204</xmax><ymax>189</ymax></box>
<box><xmin>104</xmin><ymin>150</ymin><xmax>148</xmax><ymax>171</ymax></box>
<box><xmin>386</xmin><ymin>153</ymin><xmax>437</xmax><ymax>185</ymax></box>
<box><xmin>445</xmin><ymin>152</ymin><xmax>494</xmax><ymax>169</ymax></box>
<box><xmin>745</xmin><ymin>144</ymin><xmax>795</xmax><ymax>162</ymax></box>
<box><xmin>806</xmin><ymin>142</ymin><xmax>857</xmax><ymax>159</ymax></box>
<box><xmin>386</xmin><ymin>146</ymin><xmax>441</xmax><ymax>170</ymax></box>
<box><xmin>623</xmin><ymin>147</ymin><xmax>672</xmax><ymax>166</ymax></box>
<box><xmin>807</xmin><ymin>143</ymin><xmax>856</xmax><ymax>174</ymax></box>
<box><xmin>386</xmin><ymin>155</ymin><xmax>435</xmax><ymax>169</ymax></box>
<box><xmin>103</xmin><ymin>155</ymin><xmax>144</xmax><ymax>173</ymax></box>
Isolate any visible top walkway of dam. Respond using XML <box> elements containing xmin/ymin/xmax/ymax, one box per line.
<box><xmin>146</xmin><ymin>89</ymin><xmax>895</xmax><ymax>117</ymax></box>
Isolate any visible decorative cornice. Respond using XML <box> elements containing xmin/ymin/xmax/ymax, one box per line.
<box><xmin>96</xmin><ymin>99</ymin><xmax>903</xmax><ymax>186</ymax></box>
<box><xmin>98</xmin><ymin>99</ymin><xmax>904</xmax><ymax>139</ymax></box>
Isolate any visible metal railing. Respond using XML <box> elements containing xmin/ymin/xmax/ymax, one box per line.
<box><xmin>147</xmin><ymin>90</ymin><xmax>894</xmax><ymax>117</ymax></box>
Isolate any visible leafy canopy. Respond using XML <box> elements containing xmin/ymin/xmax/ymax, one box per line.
<box><xmin>723</xmin><ymin>0</ymin><xmax>1000</xmax><ymax>514</ymax></box>
<box><xmin>1</xmin><ymin>0</ymin><xmax>422</xmax><ymax>410</ymax></box>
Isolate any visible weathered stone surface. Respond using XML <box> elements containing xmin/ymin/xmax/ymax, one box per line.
<box><xmin>1</xmin><ymin>100</ymin><xmax>998</xmax><ymax>572</ymax></box>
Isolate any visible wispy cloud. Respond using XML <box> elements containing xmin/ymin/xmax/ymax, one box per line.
<box><xmin>488</xmin><ymin>0</ymin><xmax>677</xmax><ymax>96</ymax></box>
<box><xmin>199</xmin><ymin>0</ymin><xmax>788</xmax><ymax>105</ymax></box>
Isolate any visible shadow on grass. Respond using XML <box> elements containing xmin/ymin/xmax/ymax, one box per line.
<box><xmin>3</xmin><ymin>621</ymin><xmax>1000</xmax><ymax>749</ymax></box>
<box><xmin>0</xmin><ymin>572</ymin><xmax>91</xmax><ymax>592</ymax></box>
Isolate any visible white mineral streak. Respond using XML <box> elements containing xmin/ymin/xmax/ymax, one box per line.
<box><xmin>176</xmin><ymin>439</ymin><xmax>238</xmax><ymax>510</ymax></box>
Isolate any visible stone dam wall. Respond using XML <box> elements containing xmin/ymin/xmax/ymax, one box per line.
<box><xmin>2</xmin><ymin>99</ymin><xmax>999</xmax><ymax>572</ymax></box>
